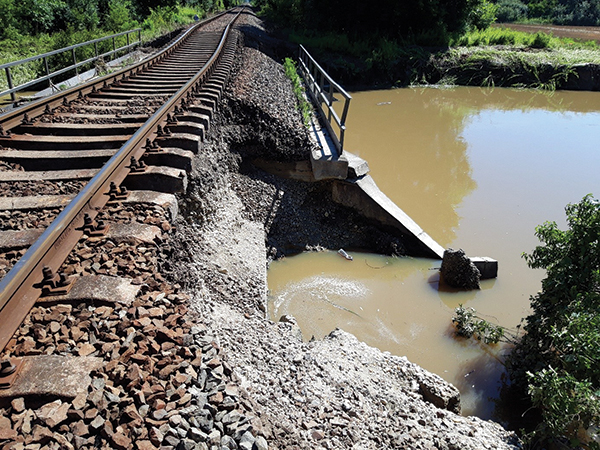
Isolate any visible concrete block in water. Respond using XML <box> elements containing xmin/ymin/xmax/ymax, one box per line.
<box><xmin>470</xmin><ymin>257</ymin><xmax>498</xmax><ymax>279</ymax></box>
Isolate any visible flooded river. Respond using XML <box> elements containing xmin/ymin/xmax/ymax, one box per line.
<box><xmin>268</xmin><ymin>87</ymin><xmax>600</xmax><ymax>419</ymax></box>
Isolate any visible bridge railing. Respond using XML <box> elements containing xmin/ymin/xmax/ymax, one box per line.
<box><xmin>0</xmin><ymin>28</ymin><xmax>142</xmax><ymax>103</ymax></box>
<box><xmin>298</xmin><ymin>44</ymin><xmax>351</xmax><ymax>155</ymax></box>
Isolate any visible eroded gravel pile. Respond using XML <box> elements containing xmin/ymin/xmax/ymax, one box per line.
<box><xmin>166</xmin><ymin>8</ymin><xmax>522</xmax><ymax>450</ymax></box>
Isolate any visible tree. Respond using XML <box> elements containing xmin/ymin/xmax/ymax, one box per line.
<box><xmin>66</xmin><ymin>0</ymin><xmax>100</xmax><ymax>30</ymax></box>
<box><xmin>0</xmin><ymin>0</ymin><xmax>16</xmax><ymax>38</ymax></box>
<box><xmin>495</xmin><ymin>0</ymin><xmax>528</xmax><ymax>22</ymax></box>
<box><xmin>16</xmin><ymin>0</ymin><xmax>70</xmax><ymax>34</ymax></box>
<box><xmin>104</xmin><ymin>0</ymin><xmax>137</xmax><ymax>32</ymax></box>
<box><xmin>258</xmin><ymin>0</ymin><xmax>493</xmax><ymax>44</ymax></box>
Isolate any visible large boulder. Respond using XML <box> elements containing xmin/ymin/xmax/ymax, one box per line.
<box><xmin>440</xmin><ymin>248</ymin><xmax>481</xmax><ymax>290</ymax></box>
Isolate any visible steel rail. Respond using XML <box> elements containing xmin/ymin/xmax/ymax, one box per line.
<box><xmin>0</xmin><ymin>9</ymin><xmax>229</xmax><ymax>132</ymax></box>
<box><xmin>0</xmin><ymin>7</ymin><xmax>244</xmax><ymax>353</ymax></box>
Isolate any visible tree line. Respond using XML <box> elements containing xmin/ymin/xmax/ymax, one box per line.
<box><xmin>253</xmin><ymin>0</ymin><xmax>498</xmax><ymax>45</ymax></box>
<box><xmin>494</xmin><ymin>0</ymin><xmax>600</xmax><ymax>25</ymax></box>
<box><xmin>0</xmin><ymin>0</ymin><xmax>238</xmax><ymax>40</ymax></box>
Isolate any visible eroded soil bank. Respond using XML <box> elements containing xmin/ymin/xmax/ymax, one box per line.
<box><xmin>166</xmin><ymin>10</ymin><xmax>522</xmax><ymax>450</ymax></box>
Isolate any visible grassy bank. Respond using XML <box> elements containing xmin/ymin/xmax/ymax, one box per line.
<box><xmin>291</xmin><ymin>26</ymin><xmax>600</xmax><ymax>90</ymax></box>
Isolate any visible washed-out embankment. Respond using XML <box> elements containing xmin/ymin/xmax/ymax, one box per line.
<box><xmin>165</xmin><ymin>10</ymin><xmax>522</xmax><ymax>450</ymax></box>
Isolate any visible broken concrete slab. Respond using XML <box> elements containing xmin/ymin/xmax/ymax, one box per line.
<box><xmin>123</xmin><ymin>166</ymin><xmax>187</xmax><ymax>194</ymax></box>
<box><xmin>252</xmin><ymin>158</ymin><xmax>315</xmax><ymax>182</ymax></box>
<box><xmin>470</xmin><ymin>256</ymin><xmax>498</xmax><ymax>279</ymax></box>
<box><xmin>104</xmin><ymin>222</ymin><xmax>162</xmax><ymax>245</ymax></box>
<box><xmin>345</xmin><ymin>151</ymin><xmax>370</xmax><ymax>178</ymax></box>
<box><xmin>125</xmin><ymin>191</ymin><xmax>178</xmax><ymax>221</ymax></box>
<box><xmin>332</xmin><ymin>175</ymin><xmax>445</xmax><ymax>259</ymax></box>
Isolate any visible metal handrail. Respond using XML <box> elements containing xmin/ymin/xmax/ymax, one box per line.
<box><xmin>298</xmin><ymin>44</ymin><xmax>351</xmax><ymax>155</ymax></box>
<box><xmin>1</xmin><ymin>28</ymin><xmax>142</xmax><ymax>102</ymax></box>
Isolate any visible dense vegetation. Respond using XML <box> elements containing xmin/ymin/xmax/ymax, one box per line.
<box><xmin>494</xmin><ymin>0</ymin><xmax>600</xmax><ymax>25</ymax></box>
<box><xmin>253</xmin><ymin>0</ymin><xmax>499</xmax><ymax>46</ymax></box>
<box><xmin>508</xmin><ymin>195</ymin><xmax>600</xmax><ymax>447</ymax></box>
<box><xmin>0</xmin><ymin>0</ymin><xmax>240</xmax><ymax>69</ymax></box>
<box><xmin>0</xmin><ymin>0</ymin><xmax>240</xmax><ymax>95</ymax></box>
<box><xmin>0</xmin><ymin>0</ymin><xmax>238</xmax><ymax>39</ymax></box>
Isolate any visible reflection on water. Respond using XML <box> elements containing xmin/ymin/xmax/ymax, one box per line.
<box><xmin>346</xmin><ymin>88</ymin><xmax>478</xmax><ymax>245</ymax></box>
<box><xmin>268</xmin><ymin>86</ymin><xmax>600</xmax><ymax>419</ymax></box>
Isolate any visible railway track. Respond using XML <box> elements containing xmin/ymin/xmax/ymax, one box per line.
<box><xmin>0</xmin><ymin>7</ymin><xmax>254</xmax><ymax>448</ymax></box>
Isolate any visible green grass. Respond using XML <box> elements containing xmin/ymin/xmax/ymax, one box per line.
<box><xmin>451</xmin><ymin>26</ymin><xmax>598</xmax><ymax>50</ymax></box>
<box><xmin>283</xmin><ymin>57</ymin><xmax>312</xmax><ymax>126</ymax></box>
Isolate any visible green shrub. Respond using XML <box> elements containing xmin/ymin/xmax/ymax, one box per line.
<box><xmin>496</xmin><ymin>0</ymin><xmax>528</xmax><ymax>22</ymax></box>
<box><xmin>509</xmin><ymin>194</ymin><xmax>600</xmax><ymax>446</ymax></box>
<box><xmin>468</xmin><ymin>0</ymin><xmax>499</xmax><ymax>30</ymax></box>
<box><xmin>529</xmin><ymin>31</ymin><xmax>552</xmax><ymax>48</ymax></box>
<box><xmin>452</xmin><ymin>304</ymin><xmax>505</xmax><ymax>344</ymax></box>
<box><xmin>104</xmin><ymin>0</ymin><xmax>138</xmax><ymax>33</ymax></box>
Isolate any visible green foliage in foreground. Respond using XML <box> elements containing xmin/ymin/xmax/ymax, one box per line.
<box><xmin>453</xmin><ymin>196</ymin><xmax>600</xmax><ymax>446</ymax></box>
<box><xmin>509</xmin><ymin>195</ymin><xmax>600</xmax><ymax>446</ymax></box>
<box><xmin>283</xmin><ymin>57</ymin><xmax>311</xmax><ymax>126</ymax></box>
<box><xmin>452</xmin><ymin>304</ymin><xmax>505</xmax><ymax>344</ymax></box>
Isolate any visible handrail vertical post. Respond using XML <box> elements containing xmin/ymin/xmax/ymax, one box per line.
<box><xmin>95</xmin><ymin>41</ymin><xmax>98</xmax><ymax>58</ymax></box>
<box><xmin>72</xmin><ymin>48</ymin><xmax>78</xmax><ymax>76</ymax></box>
<box><xmin>5</xmin><ymin>68</ymin><xmax>16</xmax><ymax>102</ymax></box>
<box><xmin>295</xmin><ymin>45</ymin><xmax>351</xmax><ymax>156</ymax></box>
<box><xmin>112</xmin><ymin>37</ymin><xmax>116</xmax><ymax>60</ymax></box>
<box><xmin>327</xmin><ymin>82</ymin><xmax>333</xmax><ymax>122</ymax></box>
<box><xmin>127</xmin><ymin>32</ymin><xmax>130</xmax><ymax>49</ymax></box>
<box><xmin>43</xmin><ymin>57</ymin><xmax>50</xmax><ymax>88</ymax></box>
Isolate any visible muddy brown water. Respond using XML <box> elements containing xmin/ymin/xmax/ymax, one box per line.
<box><xmin>268</xmin><ymin>86</ymin><xmax>600</xmax><ymax>420</ymax></box>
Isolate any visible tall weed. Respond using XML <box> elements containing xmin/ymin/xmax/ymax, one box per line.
<box><xmin>283</xmin><ymin>57</ymin><xmax>311</xmax><ymax>126</ymax></box>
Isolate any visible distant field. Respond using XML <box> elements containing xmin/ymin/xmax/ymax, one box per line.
<box><xmin>493</xmin><ymin>23</ymin><xmax>600</xmax><ymax>44</ymax></box>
